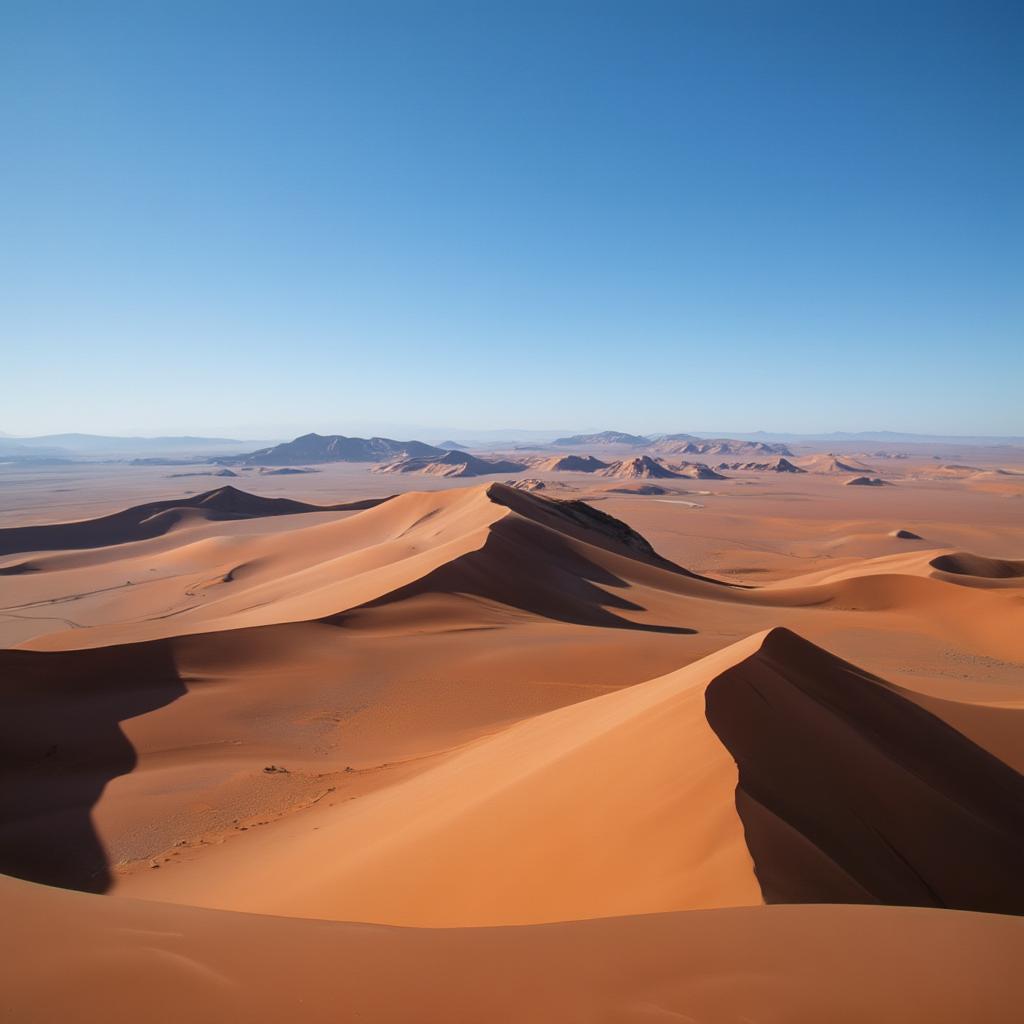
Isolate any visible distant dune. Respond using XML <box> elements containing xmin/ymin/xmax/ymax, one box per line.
<box><xmin>0</xmin><ymin>485</ymin><xmax>387</xmax><ymax>558</ymax></box>
<box><xmin>671</xmin><ymin>461</ymin><xmax>727</xmax><ymax>480</ymax></box>
<box><xmin>532</xmin><ymin>454</ymin><xmax>610</xmax><ymax>472</ymax></box>
<box><xmin>655</xmin><ymin>439</ymin><xmax>793</xmax><ymax>458</ymax></box>
<box><xmin>597</xmin><ymin>456</ymin><xmax>681</xmax><ymax>479</ymax></box>
<box><xmin>718</xmin><ymin>457</ymin><xmax>806</xmax><ymax>473</ymax></box>
<box><xmin>800</xmin><ymin>454</ymin><xmax>877</xmax><ymax>474</ymax></box>
<box><xmin>504</xmin><ymin>478</ymin><xmax>546</xmax><ymax>491</ymax></box>
<box><xmin>603</xmin><ymin>483</ymin><xmax>672</xmax><ymax>495</ymax></box>
<box><xmin>846</xmin><ymin>476</ymin><xmax>891</xmax><ymax>487</ymax></box>
<box><xmin>167</xmin><ymin>468</ymin><xmax>238</xmax><ymax>478</ymax></box>
<box><xmin>374</xmin><ymin>451</ymin><xmax>527</xmax><ymax>478</ymax></box>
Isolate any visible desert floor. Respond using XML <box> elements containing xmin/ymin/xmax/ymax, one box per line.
<box><xmin>1</xmin><ymin>445</ymin><xmax>1022</xmax><ymax>1022</ymax></box>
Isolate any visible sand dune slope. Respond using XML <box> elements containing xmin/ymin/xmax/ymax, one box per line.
<box><xmin>0</xmin><ymin>485</ymin><xmax>387</xmax><ymax>558</ymax></box>
<box><xmin>3</xmin><ymin>874</ymin><xmax>1022</xmax><ymax>1024</ymax></box>
<box><xmin>707</xmin><ymin>629</ymin><xmax>1024</xmax><ymax>913</ymax></box>
<box><xmin>115</xmin><ymin>629</ymin><xmax>1024</xmax><ymax>925</ymax></box>
<box><xmin>930</xmin><ymin>551</ymin><xmax>1024</xmax><ymax>579</ymax></box>
<box><xmin>12</xmin><ymin>483</ymin><xmax>726</xmax><ymax>648</ymax></box>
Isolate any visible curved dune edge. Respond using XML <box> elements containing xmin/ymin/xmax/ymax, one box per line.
<box><xmin>929</xmin><ymin>551</ymin><xmax>1024</xmax><ymax>579</ymax></box>
<box><xmin>2</xmin><ymin>874</ymin><xmax>1022</xmax><ymax>1024</ymax></box>
<box><xmin>8</xmin><ymin>481</ymin><xmax>1023</xmax><ymax>658</ymax></box>
<box><xmin>11</xmin><ymin>483</ymin><xmax>726</xmax><ymax>651</ymax></box>
<box><xmin>0</xmin><ymin>485</ymin><xmax>391</xmax><ymax>558</ymax></box>
<box><xmin>706</xmin><ymin>629</ymin><xmax>1024</xmax><ymax>914</ymax></box>
<box><xmin>112</xmin><ymin>629</ymin><xmax>1024</xmax><ymax>926</ymax></box>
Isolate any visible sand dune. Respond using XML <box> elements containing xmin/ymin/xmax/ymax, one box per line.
<box><xmin>799</xmin><ymin>454</ymin><xmax>877</xmax><ymax>474</ymax></box>
<box><xmin>5</xmin><ymin>483</ymin><xmax>727</xmax><ymax>649</ymax></box>
<box><xmin>6</xmin><ymin>481</ymin><xmax>1022</xmax><ymax>672</ymax></box>
<box><xmin>503</xmin><ymin>477</ymin><xmax>546</xmax><ymax>491</ymax></box>
<box><xmin>603</xmin><ymin>482</ymin><xmax>672</xmax><ymax>494</ymax></box>
<box><xmin>373</xmin><ymin>450</ymin><xmax>526</xmax><ymax>477</ymax></box>
<box><xmin>5</xmin><ymin>874</ymin><xmax>1022</xmax><ymax>1024</ymax></box>
<box><xmin>532</xmin><ymin>454</ymin><xmax>610</xmax><ymax>472</ymax></box>
<box><xmin>597</xmin><ymin>455</ymin><xmax>681</xmax><ymax>479</ymax></box>
<box><xmin>654</xmin><ymin>438</ymin><xmax>793</xmax><ymax>457</ymax></box>
<box><xmin>1</xmin><ymin>465</ymin><xmax>1022</xmax><ymax>1019</ymax></box>
<box><xmin>107</xmin><ymin>628</ymin><xmax>1022</xmax><ymax>924</ymax></box>
<box><xmin>930</xmin><ymin>552</ymin><xmax>1024</xmax><ymax>579</ymax></box>
<box><xmin>718</xmin><ymin>456</ymin><xmax>806</xmax><ymax>472</ymax></box>
<box><xmin>706</xmin><ymin>628</ymin><xmax>1024</xmax><ymax>913</ymax></box>
<box><xmin>671</xmin><ymin>460</ymin><xmax>727</xmax><ymax>479</ymax></box>
<box><xmin>0</xmin><ymin>485</ymin><xmax>386</xmax><ymax>559</ymax></box>
<box><xmin>846</xmin><ymin>475</ymin><xmax>891</xmax><ymax>486</ymax></box>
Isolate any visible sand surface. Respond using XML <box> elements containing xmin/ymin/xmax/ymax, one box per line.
<box><xmin>1</xmin><ymin>446</ymin><xmax>1021</xmax><ymax>1019</ymax></box>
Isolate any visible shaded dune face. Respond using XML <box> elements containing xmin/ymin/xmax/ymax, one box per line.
<box><xmin>930</xmin><ymin>552</ymin><xmax>1024</xmax><ymax>579</ymax></box>
<box><xmin>330</xmin><ymin>483</ymin><xmax>730</xmax><ymax>633</ymax></box>
<box><xmin>0</xmin><ymin>643</ymin><xmax>186</xmax><ymax>892</ymax></box>
<box><xmin>705</xmin><ymin>628</ymin><xmax>1024</xmax><ymax>914</ymax></box>
<box><xmin>331</xmin><ymin>504</ymin><xmax>699</xmax><ymax>633</ymax></box>
<box><xmin>0</xmin><ymin>486</ymin><xmax>389</xmax><ymax>557</ymax></box>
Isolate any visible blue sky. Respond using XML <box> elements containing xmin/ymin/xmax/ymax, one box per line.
<box><xmin>2</xmin><ymin>1</ymin><xmax>1021</xmax><ymax>438</ymax></box>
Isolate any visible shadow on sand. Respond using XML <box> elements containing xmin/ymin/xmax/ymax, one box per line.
<box><xmin>0</xmin><ymin>640</ymin><xmax>186</xmax><ymax>893</ymax></box>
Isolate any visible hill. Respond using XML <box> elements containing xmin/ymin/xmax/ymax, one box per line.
<box><xmin>847</xmin><ymin>476</ymin><xmax>892</xmax><ymax>487</ymax></box>
<box><xmin>671</xmin><ymin>461</ymin><xmax>727</xmax><ymax>480</ymax></box>
<box><xmin>552</xmin><ymin>431</ymin><xmax>650</xmax><ymax>447</ymax></box>
<box><xmin>597</xmin><ymin>456</ymin><xmax>681</xmax><ymax>479</ymax></box>
<box><xmin>228</xmin><ymin>433</ymin><xmax>444</xmax><ymax>466</ymax></box>
<box><xmin>718</xmin><ymin>457</ymin><xmax>806</xmax><ymax>473</ymax></box>
<box><xmin>532</xmin><ymin>454</ymin><xmax>610</xmax><ymax>472</ymax></box>
<box><xmin>373</xmin><ymin>451</ymin><xmax>527</xmax><ymax>478</ymax></box>
<box><xmin>654</xmin><ymin>438</ymin><xmax>793</xmax><ymax>457</ymax></box>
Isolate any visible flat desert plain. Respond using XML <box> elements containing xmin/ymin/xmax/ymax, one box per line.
<box><xmin>1</xmin><ymin>444</ymin><xmax>1023</xmax><ymax>1022</ymax></box>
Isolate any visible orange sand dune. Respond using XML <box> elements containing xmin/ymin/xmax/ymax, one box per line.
<box><xmin>532</xmin><ymin>453</ymin><xmax>611</xmax><ymax>472</ymax></box>
<box><xmin>3</xmin><ymin>874</ymin><xmax>1021</xmax><ymax>1024</ymax></box>
<box><xmin>0</xmin><ymin>484</ymin><xmax>387</xmax><ymax>558</ymax></box>
<box><xmin>597</xmin><ymin>455</ymin><xmax>682</xmax><ymax>479</ymax></box>
<box><xmin>7</xmin><ymin>483</ymin><xmax>1023</xmax><ymax>678</ymax></box>
<box><xmin>112</xmin><ymin>629</ymin><xmax>1023</xmax><ymax>924</ymax></box>
<box><xmin>930</xmin><ymin>551</ymin><xmax>1024</xmax><ymax>579</ymax></box>
<box><xmin>1</xmin><ymin>467</ymin><xmax>1022</xmax><ymax>1021</ymax></box>
<box><xmin>373</xmin><ymin>450</ymin><xmax>526</xmax><ymax>477</ymax></box>
<box><xmin>797</xmin><ymin>453</ymin><xmax>877</xmax><ymax>474</ymax></box>
<box><xmin>7</xmin><ymin>483</ymin><xmax>728</xmax><ymax>649</ymax></box>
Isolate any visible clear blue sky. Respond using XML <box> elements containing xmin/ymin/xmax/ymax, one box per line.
<box><xmin>2</xmin><ymin>1</ymin><xmax>1021</xmax><ymax>438</ymax></box>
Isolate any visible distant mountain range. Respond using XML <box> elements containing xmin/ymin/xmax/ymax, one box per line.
<box><xmin>553</xmin><ymin>431</ymin><xmax>652</xmax><ymax>447</ymax></box>
<box><xmin>695</xmin><ymin>430</ymin><xmax>1024</xmax><ymax>446</ymax></box>
<box><xmin>0</xmin><ymin>433</ymin><xmax>274</xmax><ymax>460</ymax></box>
<box><xmin>3</xmin><ymin>427</ymin><xmax>1021</xmax><ymax>469</ymax></box>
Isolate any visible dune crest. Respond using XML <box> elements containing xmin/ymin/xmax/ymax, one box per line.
<box><xmin>0</xmin><ymin>485</ymin><xmax>387</xmax><ymax>558</ymax></box>
<box><xmin>108</xmin><ymin>627</ymin><xmax>1024</xmax><ymax>926</ymax></box>
<box><xmin>706</xmin><ymin>628</ymin><xmax>1024</xmax><ymax>913</ymax></box>
<box><xmin>373</xmin><ymin>451</ymin><xmax>526</xmax><ymax>477</ymax></box>
<box><xmin>597</xmin><ymin>455</ymin><xmax>681</xmax><ymax>479</ymax></box>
